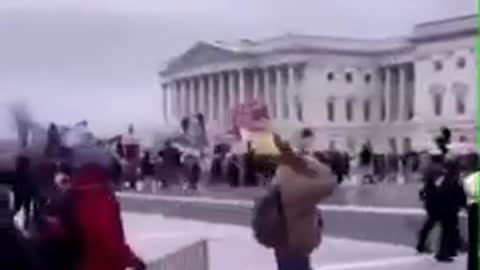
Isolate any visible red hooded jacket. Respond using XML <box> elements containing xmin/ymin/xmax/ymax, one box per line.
<box><xmin>71</xmin><ymin>164</ymin><xmax>142</xmax><ymax>270</ymax></box>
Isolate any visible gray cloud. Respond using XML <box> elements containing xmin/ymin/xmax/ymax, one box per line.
<box><xmin>0</xmin><ymin>0</ymin><xmax>475</xmax><ymax>138</ymax></box>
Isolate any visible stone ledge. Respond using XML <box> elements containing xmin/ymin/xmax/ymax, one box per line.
<box><xmin>118</xmin><ymin>193</ymin><xmax>468</xmax><ymax>247</ymax></box>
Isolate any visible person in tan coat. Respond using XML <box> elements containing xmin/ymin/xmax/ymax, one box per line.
<box><xmin>270</xmin><ymin>128</ymin><xmax>336</xmax><ymax>270</ymax></box>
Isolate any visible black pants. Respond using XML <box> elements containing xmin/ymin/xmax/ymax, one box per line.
<box><xmin>274</xmin><ymin>250</ymin><xmax>311</xmax><ymax>270</ymax></box>
<box><xmin>14</xmin><ymin>193</ymin><xmax>33</xmax><ymax>229</ymax></box>
<box><xmin>417</xmin><ymin>211</ymin><xmax>457</xmax><ymax>257</ymax></box>
<box><xmin>437</xmin><ymin>213</ymin><xmax>457</xmax><ymax>258</ymax></box>
<box><xmin>417</xmin><ymin>211</ymin><xmax>439</xmax><ymax>251</ymax></box>
<box><xmin>468</xmin><ymin>203</ymin><xmax>478</xmax><ymax>270</ymax></box>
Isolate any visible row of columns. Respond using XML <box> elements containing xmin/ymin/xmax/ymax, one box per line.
<box><xmin>164</xmin><ymin>64</ymin><xmax>305</xmax><ymax>123</ymax></box>
<box><xmin>382</xmin><ymin>63</ymin><xmax>413</xmax><ymax>122</ymax></box>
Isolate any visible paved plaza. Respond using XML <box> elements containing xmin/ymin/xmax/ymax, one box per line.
<box><xmin>124</xmin><ymin>212</ymin><xmax>465</xmax><ymax>270</ymax></box>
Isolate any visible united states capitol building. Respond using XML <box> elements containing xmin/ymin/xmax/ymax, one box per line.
<box><xmin>159</xmin><ymin>14</ymin><xmax>476</xmax><ymax>154</ymax></box>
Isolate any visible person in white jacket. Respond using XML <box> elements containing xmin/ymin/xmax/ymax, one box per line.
<box><xmin>463</xmin><ymin>169</ymin><xmax>479</xmax><ymax>270</ymax></box>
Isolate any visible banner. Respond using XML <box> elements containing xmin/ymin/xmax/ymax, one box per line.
<box><xmin>232</xmin><ymin>100</ymin><xmax>270</xmax><ymax>135</ymax></box>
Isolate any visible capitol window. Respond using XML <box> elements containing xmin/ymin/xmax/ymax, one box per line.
<box><xmin>364</xmin><ymin>74</ymin><xmax>372</xmax><ymax>84</ymax></box>
<box><xmin>363</xmin><ymin>99</ymin><xmax>371</xmax><ymax>122</ymax></box>
<box><xmin>327</xmin><ymin>99</ymin><xmax>335</xmax><ymax>122</ymax></box>
<box><xmin>430</xmin><ymin>84</ymin><xmax>446</xmax><ymax>116</ymax></box>
<box><xmin>455</xmin><ymin>94</ymin><xmax>466</xmax><ymax>115</ymax></box>
<box><xmin>345</xmin><ymin>72</ymin><xmax>353</xmax><ymax>83</ymax></box>
<box><xmin>327</xmin><ymin>72</ymin><xmax>335</xmax><ymax>81</ymax></box>
<box><xmin>346</xmin><ymin>98</ymin><xmax>354</xmax><ymax>122</ymax></box>
<box><xmin>433</xmin><ymin>60</ymin><xmax>443</xmax><ymax>71</ymax></box>
<box><xmin>456</xmin><ymin>57</ymin><xmax>466</xmax><ymax>69</ymax></box>
<box><xmin>432</xmin><ymin>92</ymin><xmax>444</xmax><ymax>116</ymax></box>
<box><xmin>452</xmin><ymin>82</ymin><xmax>468</xmax><ymax>115</ymax></box>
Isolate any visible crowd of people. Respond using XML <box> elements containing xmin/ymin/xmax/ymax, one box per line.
<box><xmin>0</xmin><ymin>122</ymin><xmax>146</xmax><ymax>269</ymax></box>
<box><xmin>1</xmin><ymin>105</ymin><xmax>478</xmax><ymax>270</ymax></box>
<box><xmin>415</xmin><ymin>127</ymin><xmax>479</xmax><ymax>267</ymax></box>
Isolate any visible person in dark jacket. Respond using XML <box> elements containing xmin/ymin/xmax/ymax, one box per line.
<box><xmin>359</xmin><ymin>145</ymin><xmax>373</xmax><ymax>184</ymax></box>
<box><xmin>434</xmin><ymin>158</ymin><xmax>466</xmax><ymax>262</ymax></box>
<box><xmin>14</xmin><ymin>155</ymin><xmax>36</xmax><ymax>229</ymax></box>
<box><xmin>33</xmin><ymin>169</ymin><xmax>81</xmax><ymax>270</ymax></box>
<box><xmin>0</xmin><ymin>184</ymin><xmax>46</xmax><ymax>270</ymax></box>
<box><xmin>416</xmin><ymin>154</ymin><xmax>445</xmax><ymax>255</ymax></box>
<box><xmin>44</xmin><ymin>123</ymin><xmax>61</xmax><ymax>159</ymax></box>
<box><xmin>157</xmin><ymin>141</ymin><xmax>181</xmax><ymax>188</ymax></box>
<box><xmin>140</xmin><ymin>151</ymin><xmax>155</xmax><ymax>192</ymax></box>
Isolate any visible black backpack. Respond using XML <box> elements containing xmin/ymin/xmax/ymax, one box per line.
<box><xmin>251</xmin><ymin>186</ymin><xmax>288</xmax><ymax>248</ymax></box>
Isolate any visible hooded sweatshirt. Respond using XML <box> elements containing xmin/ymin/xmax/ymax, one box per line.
<box><xmin>274</xmin><ymin>156</ymin><xmax>336</xmax><ymax>256</ymax></box>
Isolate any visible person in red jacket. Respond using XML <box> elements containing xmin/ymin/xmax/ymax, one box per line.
<box><xmin>70</xmin><ymin>163</ymin><xmax>145</xmax><ymax>270</ymax></box>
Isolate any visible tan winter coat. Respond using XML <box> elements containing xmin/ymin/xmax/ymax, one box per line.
<box><xmin>274</xmin><ymin>156</ymin><xmax>336</xmax><ymax>256</ymax></box>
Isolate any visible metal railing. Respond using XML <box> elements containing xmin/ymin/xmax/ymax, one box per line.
<box><xmin>148</xmin><ymin>239</ymin><xmax>209</xmax><ymax>270</ymax></box>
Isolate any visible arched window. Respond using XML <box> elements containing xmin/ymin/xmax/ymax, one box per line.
<box><xmin>363</xmin><ymin>99</ymin><xmax>371</xmax><ymax>122</ymax></box>
<box><xmin>346</xmin><ymin>98</ymin><xmax>354</xmax><ymax>122</ymax></box>
<box><xmin>429</xmin><ymin>84</ymin><xmax>446</xmax><ymax>116</ymax></box>
<box><xmin>452</xmin><ymin>82</ymin><xmax>468</xmax><ymax>115</ymax></box>
<box><xmin>327</xmin><ymin>98</ymin><xmax>335</xmax><ymax>122</ymax></box>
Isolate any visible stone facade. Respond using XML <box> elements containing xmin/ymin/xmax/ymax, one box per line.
<box><xmin>160</xmin><ymin>15</ymin><xmax>477</xmax><ymax>154</ymax></box>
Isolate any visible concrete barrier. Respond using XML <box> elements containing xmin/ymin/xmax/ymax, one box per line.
<box><xmin>148</xmin><ymin>240</ymin><xmax>209</xmax><ymax>270</ymax></box>
<box><xmin>118</xmin><ymin>192</ymin><xmax>467</xmax><ymax>248</ymax></box>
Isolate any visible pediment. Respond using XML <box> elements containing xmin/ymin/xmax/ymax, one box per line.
<box><xmin>163</xmin><ymin>42</ymin><xmax>243</xmax><ymax>75</ymax></box>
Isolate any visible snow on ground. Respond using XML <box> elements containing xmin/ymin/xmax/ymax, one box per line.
<box><xmin>122</xmin><ymin>212</ymin><xmax>465</xmax><ymax>270</ymax></box>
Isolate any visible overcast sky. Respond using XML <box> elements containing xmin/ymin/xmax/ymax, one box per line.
<box><xmin>0</xmin><ymin>0</ymin><xmax>476</xmax><ymax>139</ymax></box>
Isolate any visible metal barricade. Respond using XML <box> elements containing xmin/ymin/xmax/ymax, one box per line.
<box><xmin>148</xmin><ymin>239</ymin><xmax>209</xmax><ymax>270</ymax></box>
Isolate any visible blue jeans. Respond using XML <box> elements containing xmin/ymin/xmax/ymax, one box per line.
<box><xmin>274</xmin><ymin>250</ymin><xmax>312</xmax><ymax>270</ymax></box>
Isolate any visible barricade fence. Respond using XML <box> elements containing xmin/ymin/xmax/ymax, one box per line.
<box><xmin>148</xmin><ymin>239</ymin><xmax>209</xmax><ymax>270</ymax></box>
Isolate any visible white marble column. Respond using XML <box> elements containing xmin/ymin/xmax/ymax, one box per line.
<box><xmin>252</xmin><ymin>70</ymin><xmax>259</xmax><ymax>100</ymax></box>
<box><xmin>275</xmin><ymin>67</ymin><xmax>283</xmax><ymax>119</ymax></box>
<box><xmin>218</xmin><ymin>73</ymin><xmax>226</xmax><ymax>120</ymax></box>
<box><xmin>177</xmin><ymin>80</ymin><xmax>184</xmax><ymax>117</ymax></box>
<box><xmin>162</xmin><ymin>83</ymin><xmax>168</xmax><ymax>123</ymax></box>
<box><xmin>228</xmin><ymin>71</ymin><xmax>236</xmax><ymax>108</ymax></box>
<box><xmin>189</xmin><ymin>79</ymin><xmax>195</xmax><ymax>114</ymax></box>
<box><xmin>186</xmin><ymin>79</ymin><xmax>192</xmax><ymax>115</ymax></box>
<box><xmin>197</xmin><ymin>76</ymin><xmax>204</xmax><ymax>115</ymax></box>
<box><xmin>385</xmin><ymin>68</ymin><xmax>391</xmax><ymax>122</ymax></box>
<box><xmin>398</xmin><ymin>65</ymin><xmax>406</xmax><ymax>122</ymax></box>
<box><xmin>239</xmin><ymin>69</ymin><xmax>245</xmax><ymax>104</ymax></box>
<box><xmin>287</xmin><ymin>65</ymin><xmax>296</xmax><ymax>121</ymax></box>
<box><xmin>203</xmin><ymin>76</ymin><xmax>211</xmax><ymax>120</ymax></box>
<box><xmin>209</xmin><ymin>74</ymin><xmax>216</xmax><ymax>121</ymax></box>
<box><xmin>263</xmin><ymin>68</ymin><xmax>272</xmax><ymax>117</ymax></box>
